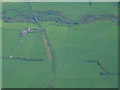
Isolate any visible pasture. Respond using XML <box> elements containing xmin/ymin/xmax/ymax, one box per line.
<box><xmin>2</xmin><ymin>2</ymin><xmax>118</xmax><ymax>88</ymax></box>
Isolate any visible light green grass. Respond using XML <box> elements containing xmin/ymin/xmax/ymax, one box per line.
<box><xmin>31</xmin><ymin>2</ymin><xmax>118</xmax><ymax>20</ymax></box>
<box><xmin>3</xmin><ymin>60</ymin><xmax>52</xmax><ymax>88</ymax></box>
<box><xmin>2</xmin><ymin>2</ymin><xmax>118</xmax><ymax>88</ymax></box>
<box><xmin>44</xmin><ymin>21</ymin><xmax>118</xmax><ymax>88</ymax></box>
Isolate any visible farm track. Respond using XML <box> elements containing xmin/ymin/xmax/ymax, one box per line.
<box><xmin>43</xmin><ymin>33</ymin><xmax>52</xmax><ymax>61</ymax></box>
<box><xmin>43</xmin><ymin>31</ymin><xmax>57</xmax><ymax>88</ymax></box>
<box><xmin>27</xmin><ymin>2</ymin><xmax>57</xmax><ymax>88</ymax></box>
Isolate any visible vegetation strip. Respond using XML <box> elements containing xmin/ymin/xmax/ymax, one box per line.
<box><xmin>43</xmin><ymin>34</ymin><xmax>52</xmax><ymax>61</ymax></box>
<box><xmin>3</xmin><ymin>8</ymin><xmax>118</xmax><ymax>26</ymax></box>
<box><xmin>27</xmin><ymin>2</ymin><xmax>57</xmax><ymax>88</ymax></box>
<box><xmin>85</xmin><ymin>60</ymin><xmax>120</xmax><ymax>76</ymax></box>
<box><xmin>2</xmin><ymin>57</ymin><xmax>44</xmax><ymax>62</ymax></box>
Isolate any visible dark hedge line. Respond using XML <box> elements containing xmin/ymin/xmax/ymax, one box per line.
<box><xmin>2</xmin><ymin>57</ymin><xmax>44</xmax><ymax>62</ymax></box>
<box><xmin>3</xmin><ymin>9</ymin><xmax>117</xmax><ymax>26</ymax></box>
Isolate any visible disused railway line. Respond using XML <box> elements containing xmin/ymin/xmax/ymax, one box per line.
<box><xmin>27</xmin><ymin>2</ymin><xmax>57</xmax><ymax>88</ymax></box>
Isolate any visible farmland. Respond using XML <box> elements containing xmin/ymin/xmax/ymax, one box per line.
<box><xmin>2</xmin><ymin>2</ymin><xmax>118</xmax><ymax>88</ymax></box>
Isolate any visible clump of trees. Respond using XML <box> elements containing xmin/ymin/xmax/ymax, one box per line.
<box><xmin>3</xmin><ymin>9</ymin><xmax>80</xmax><ymax>26</ymax></box>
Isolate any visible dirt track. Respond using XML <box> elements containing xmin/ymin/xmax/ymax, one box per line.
<box><xmin>43</xmin><ymin>34</ymin><xmax>52</xmax><ymax>61</ymax></box>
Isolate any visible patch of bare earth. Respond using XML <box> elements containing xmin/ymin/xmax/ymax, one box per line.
<box><xmin>43</xmin><ymin>34</ymin><xmax>52</xmax><ymax>61</ymax></box>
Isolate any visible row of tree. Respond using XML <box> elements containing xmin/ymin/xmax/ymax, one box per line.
<box><xmin>3</xmin><ymin>9</ymin><xmax>117</xmax><ymax>26</ymax></box>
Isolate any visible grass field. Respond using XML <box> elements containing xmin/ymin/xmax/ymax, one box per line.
<box><xmin>2</xmin><ymin>2</ymin><xmax>118</xmax><ymax>88</ymax></box>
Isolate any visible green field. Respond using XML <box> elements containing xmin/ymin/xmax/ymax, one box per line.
<box><xmin>2</xmin><ymin>2</ymin><xmax>118</xmax><ymax>88</ymax></box>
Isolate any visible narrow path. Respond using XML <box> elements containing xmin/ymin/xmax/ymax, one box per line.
<box><xmin>68</xmin><ymin>29</ymin><xmax>71</xmax><ymax>43</ymax></box>
<box><xmin>9</xmin><ymin>40</ymin><xmax>21</xmax><ymax>56</ymax></box>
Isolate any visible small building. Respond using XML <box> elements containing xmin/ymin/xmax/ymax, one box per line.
<box><xmin>21</xmin><ymin>28</ymin><xmax>31</xmax><ymax>35</ymax></box>
<box><xmin>9</xmin><ymin>55</ymin><xmax>12</xmax><ymax>58</ymax></box>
